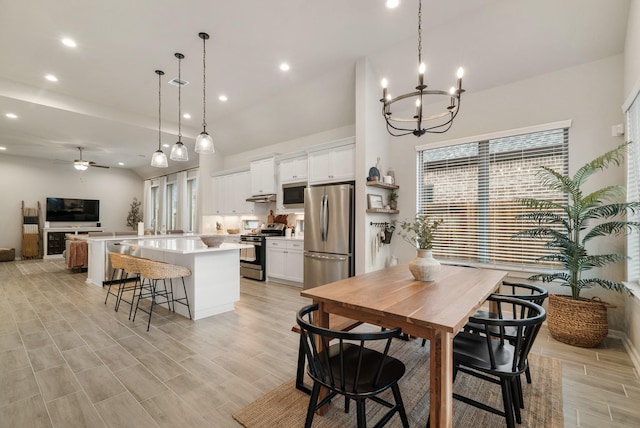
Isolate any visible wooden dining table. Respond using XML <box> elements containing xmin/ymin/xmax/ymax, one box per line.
<box><xmin>300</xmin><ymin>263</ymin><xmax>507</xmax><ymax>428</ymax></box>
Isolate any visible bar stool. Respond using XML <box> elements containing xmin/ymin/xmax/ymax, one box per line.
<box><xmin>104</xmin><ymin>253</ymin><xmax>127</xmax><ymax>309</ymax></box>
<box><xmin>133</xmin><ymin>258</ymin><xmax>192</xmax><ymax>331</ymax></box>
<box><xmin>116</xmin><ymin>254</ymin><xmax>145</xmax><ymax>320</ymax></box>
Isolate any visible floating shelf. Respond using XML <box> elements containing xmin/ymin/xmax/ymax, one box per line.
<box><xmin>366</xmin><ymin>181</ymin><xmax>399</xmax><ymax>190</ymax></box>
<box><xmin>366</xmin><ymin>208</ymin><xmax>399</xmax><ymax>214</ymax></box>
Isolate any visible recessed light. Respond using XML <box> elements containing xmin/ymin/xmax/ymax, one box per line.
<box><xmin>386</xmin><ymin>0</ymin><xmax>400</xmax><ymax>9</ymax></box>
<box><xmin>183</xmin><ymin>113</ymin><xmax>191</xmax><ymax>119</ymax></box>
<box><xmin>163</xmin><ymin>143</ymin><xmax>170</xmax><ymax>148</ymax></box>
<box><xmin>279</xmin><ymin>63</ymin><xmax>290</xmax><ymax>72</ymax></box>
<box><xmin>219</xmin><ymin>95</ymin><xmax>228</xmax><ymax>102</ymax></box>
<box><xmin>5</xmin><ymin>113</ymin><xmax>17</xmax><ymax>119</ymax></box>
<box><xmin>45</xmin><ymin>74</ymin><xmax>58</xmax><ymax>82</ymax></box>
<box><xmin>118</xmin><ymin>162</ymin><xmax>124</xmax><ymax>166</ymax></box>
<box><xmin>62</xmin><ymin>38</ymin><xmax>77</xmax><ymax>48</ymax></box>
<box><xmin>0</xmin><ymin>146</ymin><xmax>6</xmax><ymax>151</ymax></box>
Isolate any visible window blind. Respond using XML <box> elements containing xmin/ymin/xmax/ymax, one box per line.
<box><xmin>626</xmin><ymin>93</ymin><xmax>640</xmax><ymax>282</ymax></box>
<box><xmin>417</xmin><ymin>127</ymin><xmax>568</xmax><ymax>268</ymax></box>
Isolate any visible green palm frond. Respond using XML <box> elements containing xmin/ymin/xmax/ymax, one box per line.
<box><xmin>577</xmin><ymin>278</ymin><xmax>629</xmax><ymax>293</ymax></box>
<box><xmin>581</xmin><ymin>186</ymin><xmax>625</xmax><ymax>207</ymax></box>
<box><xmin>583</xmin><ymin>202</ymin><xmax>640</xmax><ymax>220</ymax></box>
<box><xmin>572</xmin><ymin>142</ymin><xmax>629</xmax><ymax>187</ymax></box>
<box><xmin>528</xmin><ymin>272</ymin><xmax>570</xmax><ymax>284</ymax></box>
<box><xmin>582</xmin><ymin>221</ymin><xmax>640</xmax><ymax>242</ymax></box>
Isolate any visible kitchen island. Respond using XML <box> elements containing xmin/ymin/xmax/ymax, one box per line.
<box><xmin>86</xmin><ymin>235</ymin><xmax>249</xmax><ymax>320</ymax></box>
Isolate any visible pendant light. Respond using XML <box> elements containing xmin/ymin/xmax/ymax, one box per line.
<box><xmin>195</xmin><ymin>32</ymin><xmax>214</xmax><ymax>154</ymax></box>
<box><xmin>380</xmin><ymin>0</ymin><xmax>465</xmax><ymax>137</ymax></box>
<box><xmin>170</xmin><ymin>52</ymin><xmax>189</xmax><ymax>161</ymax></box>
<box><xmin>151</xmin><ymin>70</ymin><xmax>168</xmax><ymax>168</ymax></box>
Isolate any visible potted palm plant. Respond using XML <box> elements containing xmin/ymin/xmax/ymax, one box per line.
<box><xmin>514</xmin><ymin>142</ymin><xmax>640</xmax><ymax>347</ymax></box>
<box><xmin>395</xmin><ymin>214</ymin><xmax>443</xmax><ymax>281</ymax></box>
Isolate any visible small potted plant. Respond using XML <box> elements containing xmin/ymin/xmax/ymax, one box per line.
<box><xmin>394</xmin><ymin>214</ymin><xmax>443</xmax><ymax>281</ymax></box>
<box><xmin>126</xmin><ymin>197</ymin><xmax>143</xmax><ymax>231</ymax></box>
<box><xmin>389</xmin><ymin>190</ymin><xmax>398</xmax><ymax>210</ymax></box>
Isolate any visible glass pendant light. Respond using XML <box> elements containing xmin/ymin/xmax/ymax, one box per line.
<box><xmin>170</xmin><ymin>53</ymin><xmax>188</xmax><ymax>161</ymax></box>
<box><xmin>151</xmin><ymin>70</ymin><xmax>168</xmax><ymax>168</ymax></box>
<box><xmin>195</xmin><ymin>32</ymin><xmax>214</xmax><ymax>154</ymax></box>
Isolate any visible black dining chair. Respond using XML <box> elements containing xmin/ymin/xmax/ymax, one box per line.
<box><xmin>296</xmin><ymin>304</ymin><xmax>409</xmax><ymax>428</ymax></box>
<box><xmin>464</xmin><ymin>281</ymin><xmax>548</xmax><ymax>385</ymax></box>
<box><xmin>448</xmin><ymin>296</ymin><xmax>546</xmax><ymax>428</ymax></box>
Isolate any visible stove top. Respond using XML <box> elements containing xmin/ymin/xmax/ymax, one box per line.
<box><xmin>241</xmin><ymin>222</ymin><xmax>286</xmax><ymax>238</ymax></box>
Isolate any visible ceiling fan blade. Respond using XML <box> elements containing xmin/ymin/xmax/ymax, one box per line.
<box><xmin>88</xmin><ymin>161</ymin><xmax>110</xmax><ymax>169</ymax></box>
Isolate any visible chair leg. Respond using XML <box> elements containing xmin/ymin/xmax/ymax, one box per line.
<box><xmin>516</xmin><ymin>375</ymin><xmax>525</xmax><ymax>409</ymax></box>
<box><xmin>525</xmin><ymin>365</ymin><xmax>532</xmax><ymax>384</ymax></box>
<box><xmin>146</xmin><ymin>279</ymin><xmax>157</xmax><ymax>332</ymax></box>
<box><xmin>391</xmin><ymin>383</ymin><xmax>410</xmax><ymax>428</ymax></box>
<box><xmin>305</xmin><ymin>382</ymin><xmax>321</xmax><ymax>428</ymax></box>
<box><xmin>510</xmin><ymin>377</ymin><xmax>522</xmax><ymax>423</ymax></box>
<box><xmin>500</xmin><ymin>378</ymin><xmax>516</xmax><ymax>428</ymax></box>
<box><xmin>356</xmin><ymin>399</ymin><xmax>366</xmax><ymax>428</ymax></box>
<box><xmin>127</xmin><ymin>277</ymin><xmax>139</xmax><ymax>320</ymax></box>
<box><xmin>180</xmin><ymin>277</ymin><xmax>192</xmax><ymax>319</ymax></box>
<box><xmin>295</xmin><ymin>334</ymin><xmax>311</xmax><ymax>394</ymax></box>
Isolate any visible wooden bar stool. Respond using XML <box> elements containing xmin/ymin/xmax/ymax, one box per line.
<box><xmin>105</xmin><ymin>253</ymin><xmax>127</xmax><ymax>308</ymax></box>
<box><xmin>133</xmin><ymin>258</ymin><xmax>192</xmax><ymax>331</ymax></box>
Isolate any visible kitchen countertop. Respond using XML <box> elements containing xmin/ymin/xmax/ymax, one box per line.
<box><xmin>118</xmin><ymin>237</ymin><xmax>251</xmax><ymax>255</ymax></box>
<box><xmin>265</xmin><ymin>236</ymin><xmax>304</xmax><ymax>241</ymax></box>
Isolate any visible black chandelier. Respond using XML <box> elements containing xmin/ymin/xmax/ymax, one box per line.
<box><xmin>381</xmin><ymin>0</ymin><xmax>465</xmax><ymax>137</ymax></box>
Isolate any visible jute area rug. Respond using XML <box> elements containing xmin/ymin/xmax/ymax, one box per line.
<box><xmin>233</xmin><ymin>339</ymin><xmax>563</xmax><ymax>427</ymax></box>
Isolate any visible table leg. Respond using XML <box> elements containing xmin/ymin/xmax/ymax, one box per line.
<box><xmin>430</xmin><ymin>330</ymin><xmax>453</xmax><ymax>427</ymax></box>
<box><xmin>314</xmin><ymin>301</ymin><xmax>330</xmax><ymax>416</ymax></box>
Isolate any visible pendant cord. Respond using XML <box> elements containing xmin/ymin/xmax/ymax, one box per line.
<box><xmin>177</xmin><ymin>55</ymin><xmax>182</xmax><ymax>142</ymax></box>
<box><xmin>417</xmin><ymin>0</ymin><xmax>422</xmax><ymax>66</ymax></box>
<box><xmin>202</xmin><ymin>36</ymin><xmax>208</xmax><ymax>131</ymax></box>
<box><xmin>158</xmin><ymin>71</ymin><xmax>162</xmax><ymax>150</ymax></box>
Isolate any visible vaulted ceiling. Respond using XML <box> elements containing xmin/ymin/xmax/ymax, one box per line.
<box><xmin>0</xmin><ymin>0</ymin><xmax>630</xmax><ymax>177</ymax></box>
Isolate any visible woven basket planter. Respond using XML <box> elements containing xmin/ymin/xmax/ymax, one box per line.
<box><xmin>547</xmin><ymin>294</ymin><xmax>611</xmax><ymax>348</ymax></box>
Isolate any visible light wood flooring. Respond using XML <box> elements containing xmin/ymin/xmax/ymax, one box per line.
<box><xmin>0</xmin><ymin>259</ymin><xmax>639</xmax><ymax>427</ymax></box>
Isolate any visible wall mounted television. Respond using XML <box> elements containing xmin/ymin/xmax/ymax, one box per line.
<box><xmin>46</xmin><ymin>197</ymin><xmax>100</xmax><ymax>222</ymax></box>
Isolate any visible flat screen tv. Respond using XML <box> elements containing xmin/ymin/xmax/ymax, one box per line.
<box><xmin>46</xmin><ymin>198</ymin><xmax>100</xmax><ymax>222</ymax></box>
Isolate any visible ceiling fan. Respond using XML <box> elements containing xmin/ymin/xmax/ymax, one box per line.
<box><xmin>72</xmin><ymin>147</ymin><xmax>109</xmax><ymax>170</ymax></box>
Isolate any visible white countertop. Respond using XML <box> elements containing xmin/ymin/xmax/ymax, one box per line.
<box><xmin>119</xmin><ymin>238</ymin><xmax>251</xmax><ymax>255</ymax></box>
<box><xmin>83</xmin><ymin>233</ymin><xmax>200</xmax><ymax>242</ymax></box>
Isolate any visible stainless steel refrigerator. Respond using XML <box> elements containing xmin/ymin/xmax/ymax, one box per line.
<box><xmin>303</xmin><ymin>183</ymin><xmax>354</xmax><ymax>289</ymax></box>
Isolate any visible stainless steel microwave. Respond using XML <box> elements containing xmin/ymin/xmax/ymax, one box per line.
<box><xmin>282</xmin><ymin>183</ymin><xmax>306</xmax><ymax>209</ymax></box>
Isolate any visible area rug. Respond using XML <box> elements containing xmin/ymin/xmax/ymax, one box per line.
<box><xmin>233</xmin><ymin>340</ymin><xmax>563</xmax><ymax>428</ymax></box>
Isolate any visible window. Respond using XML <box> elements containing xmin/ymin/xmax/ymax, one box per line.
<box><xmin>150</xmin><ymin>185</ymin><xmax>159</xmax><ymax>231</ymax></box>
<box><xmin>626</xmin><ymin>92</ymin><xmax>640</xmax><ymax>283</ymax></box>
<box><xmin>166</xmin><ymin>182</ymin><xmax>177</xmax><ymax>230</ymax></box>
<box><xmin>187</xmin><ymin>177</ymin><xmax>197</xmax><ymax>232</ymax></box>
<box><xmin>417</xmin><ymin>124</ymin><xmax>569</xmax><ymax>268</ymax></box>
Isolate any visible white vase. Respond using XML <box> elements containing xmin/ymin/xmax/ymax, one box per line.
<box><xmin>408</xmin><ymin>249</ymin><xmax>441</xmax><ymax>282</ymax></box>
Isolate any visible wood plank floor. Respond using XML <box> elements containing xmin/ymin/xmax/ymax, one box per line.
<box><xmin>0</xmin><ymin>259</ymin><xmax>638</xmax><ymax>427</ymax></box>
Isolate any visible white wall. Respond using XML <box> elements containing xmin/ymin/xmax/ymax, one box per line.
<box><xmin>624</xmin><ymin>0</ymin><xmax>640</xmax><ymax>368</ymax></box>
<box><xmin>387</xmin><ymin>55</ymin><xmax>629</xmax><ymax>330</ymax></box>
<box><xmin>0</xmin><ymin>154</ymin><xmax>143</xmax><ymax>257</ymax></box>
<box><xmin>355</xmin><ymin>57</ymin><xmax>395</xmax><ymax>274</ymax></box>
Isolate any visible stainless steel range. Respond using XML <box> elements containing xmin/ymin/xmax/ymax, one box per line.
<box><xmin>240</xmin><ymin>223</ymin><xmax>286</xmax><ymax>281</ymax></box>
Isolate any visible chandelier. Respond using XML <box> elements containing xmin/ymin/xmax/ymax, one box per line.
<box><xmin>195</xmin><ymin>32</ymin><xmax>215</xmax><ymax>154</ymax></box>
<box><xmin>151</xmin><ymin>70</ymin><xmax>168</xmax><ymax>168</ymax></box>
<box><xmin>381</xmin><ymin>0</ymin><xmax>465</xmax><ymax>137</ymax></box>
<box><xmin>170</xmin><ymin>53</ymin><xmax>189</xmax><ymax>161</ymax></box>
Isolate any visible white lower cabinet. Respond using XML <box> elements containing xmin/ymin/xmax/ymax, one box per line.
<box><xmin>266</xmin><ymin>238</ymin><xmax>303</xmax><ymax>285</ymax></box>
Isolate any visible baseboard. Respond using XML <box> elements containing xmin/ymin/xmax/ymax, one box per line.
<box><xmin>609</xmin><ymin>329</ymin><xmax>640</xmax><ymax>374</ymax></box>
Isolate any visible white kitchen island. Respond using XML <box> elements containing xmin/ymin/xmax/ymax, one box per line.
<box><xmin>86</xmin><ymin>235</ymin><xmax>249</xmax><ymax>320</ymax></box>
<box><xmin>133</xmin><ymin>238</ymin><xmax>250</xmax><ymax>320</ymax></box>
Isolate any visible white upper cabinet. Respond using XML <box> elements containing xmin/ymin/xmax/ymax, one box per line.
<box><xmin>250</xmin><ymin>157</ymin><xmax>276</xmax><ymax>195</ymax></box>
<box><xmin>278</xmin><ymin>156</ymin><xmax>308</xmax><ymax>183</ymax></box>
<box><xmin>212</xmin><ymin>171</ymin><xmax>253</xmax><ymax>214</ymax></box>
<box><xmin>308</xmin><ymin>142</ymin><xmax>355</xmax><ymax>184</ymax></box>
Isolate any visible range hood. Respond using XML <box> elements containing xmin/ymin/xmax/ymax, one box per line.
<box><xmin>246</xmin><ymin>194</ymin><xmax>276</xmax><ymax>203</ymax></box>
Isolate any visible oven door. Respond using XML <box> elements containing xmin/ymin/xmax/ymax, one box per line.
<box><xmin>240</xmin><ymin>237</ymin><xmax>265</xmax><ymax>281</ymax></box>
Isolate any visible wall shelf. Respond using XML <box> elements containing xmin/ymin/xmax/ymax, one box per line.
<box><xmin>366</xmin><ymin>208</ymin><xmax>399</xmax><ymax>214</ymax></box>
<box><xmin>366</xmin><ymin>181</ymin><xmax>399</xmax><ymax>190</ymax></box>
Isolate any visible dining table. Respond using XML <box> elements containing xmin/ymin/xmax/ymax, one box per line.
<box><xmin>300</xmin><ymin>263</ymin><xmax>507</xmax><ymax>428</ymax></box>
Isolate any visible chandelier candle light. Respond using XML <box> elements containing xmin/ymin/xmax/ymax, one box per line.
<box><xmin>195</xmin><ymin>32</ymin><xmax>214</xmax><ymax>154</ymax></box>
<box><xmin>150</xmin><ymin>70</ymin><xmax>168</xmax><ymax>168</ymax></box>
<box><xmin>381</xmin><ymin>0</ymin><xmax>465</xmax><ymax>137</ymax></box>
<box><xmin>170</xmin><ymin>53</ymin><xmax>188</xmax><ymax>161</ymax></box>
